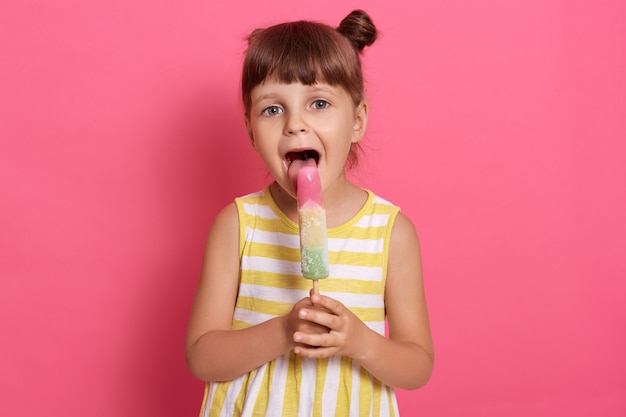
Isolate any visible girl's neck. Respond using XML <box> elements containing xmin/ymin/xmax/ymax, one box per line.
<box><xmin>269</xmin><ymin>176</ymin><xmax>368</xmax><ymax>228</ymax></box>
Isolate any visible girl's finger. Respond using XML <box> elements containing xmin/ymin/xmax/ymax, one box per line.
<box><xmin>310</xmin><ymin>293</ymin><xmax>344</xmax><ymax>315</ymax></box>
<box><xmin>294</xmin><ymin>345</ymin><xmax>336</xmax><ymax>359</ymax></box>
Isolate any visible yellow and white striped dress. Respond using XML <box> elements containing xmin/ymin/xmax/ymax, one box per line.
<box><xmin>200</xmin><ymin>187</ymin><xmax>401</xmax><ymax>417</ymax></box>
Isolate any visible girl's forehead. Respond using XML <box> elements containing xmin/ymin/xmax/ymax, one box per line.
<box><xmin>250</xmin><ymin>81</ymin><xmax>350</xmax><ymax>100</ymax></box>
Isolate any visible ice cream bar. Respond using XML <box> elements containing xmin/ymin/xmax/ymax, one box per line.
<box><xmin>297</xmin><ymin>165</ymin><xmax>329</xmax><ymax>286</ymax></box>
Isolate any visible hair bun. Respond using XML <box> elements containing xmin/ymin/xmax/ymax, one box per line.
<box><xmin>337</xmin><ymin>10</ymin><xmax>378</xmax><ymax>52</ymax></box>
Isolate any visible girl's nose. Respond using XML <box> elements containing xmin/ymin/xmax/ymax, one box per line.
<box><xmin>285</xmin><ymin>112</ymin><xmax>309</xmax><ymax>135</ymax></box>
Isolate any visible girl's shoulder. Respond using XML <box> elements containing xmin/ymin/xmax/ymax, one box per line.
<box><xmin>357</xmin><ymin>189</ymin><xmax>401</xmax><ymax>221</ymax></box>
<box><xmin>361</xmin><ymin>191</ymin><xmax>420</xmax><ymax>254</ymax></box>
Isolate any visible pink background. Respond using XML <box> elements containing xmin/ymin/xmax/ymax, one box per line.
<box><xmin>1</xmin><ymin>0</ymin><xmax>625</xmax><ymax>415</ymax></box>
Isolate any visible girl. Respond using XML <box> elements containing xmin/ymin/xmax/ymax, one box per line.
<box><xmin>186</xmin><ymin>10</ymin><xmax>434</xmax><ymax>416</ymax></box>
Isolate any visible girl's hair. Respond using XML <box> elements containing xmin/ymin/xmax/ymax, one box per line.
<box><xmin>241</xmin><ymin>9</ymin><xmax>377</xmax><ymax>114</ymax></box>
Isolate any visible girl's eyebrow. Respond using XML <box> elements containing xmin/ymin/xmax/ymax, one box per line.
<box><xmin>251</xmin><ymin>83</ymin><xmax>340</xmax><ymax>106</ymax></box>
<box><xmin>307</xmin><ymin>84</ymin><xmax>337</xmax><ymax>95</ymax></box>
<box><xmin>251</xmin><ymin>93</ymin><xmax>280</xmax><ymax>105</ymax></box>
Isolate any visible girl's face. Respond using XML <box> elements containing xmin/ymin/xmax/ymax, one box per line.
<box><xmin>245</xmin><ymin>80</ymin><xmax>367</xmax><ymax>200</ymax></box>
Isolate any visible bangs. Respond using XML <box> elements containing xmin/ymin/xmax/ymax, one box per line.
<box><xmin>242</xmin><ymin>21</ymin><xmax>362</xmax><ymax>112</ymax></box>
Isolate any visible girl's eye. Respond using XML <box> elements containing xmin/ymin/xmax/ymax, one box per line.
<box><xmin>262</xmin><ymin>106</ymin><xmax>283</xmax><ymax>116</ymax></box>
<box><xmin>311</xmin><ymin>100</ymin><xmax>330</xmax><ymax>110</ymax></box>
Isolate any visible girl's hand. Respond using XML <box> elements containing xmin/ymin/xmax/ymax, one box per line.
<box><xmin>284</xmin><ymin>297</ymin><xmax>330</xmax><ymax>349</ymax></box>
<box><xmin>292</xmin><ymin>292</ymin><xmax>368</xmax><ymax>360</ymax></box>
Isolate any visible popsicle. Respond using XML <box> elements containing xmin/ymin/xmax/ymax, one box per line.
<box><xmin>297</xmin><ymin>164</ymin><xmax>329</xmax><ymax>294</ymax></box>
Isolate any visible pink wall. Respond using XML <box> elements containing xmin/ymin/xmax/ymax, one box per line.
<box><xmin>1</xmin><ymin>1</ymin><xmax>625</xmax><ymax>415</ymax></box>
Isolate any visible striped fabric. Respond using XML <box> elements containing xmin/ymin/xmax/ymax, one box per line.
<box><xmin>200</xmin><ymin>187</ymin><xmax>401</xmax><ymax>417</ymax></box>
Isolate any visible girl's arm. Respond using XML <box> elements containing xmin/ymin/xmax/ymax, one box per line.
<box><xmin>185</xmin><ymin>203</ymin><xmax>322</xmax><ymax>382</ymax></box>
<box><xmin>293</xmin><ymin>212</ymin><xmax>434</xmax><ymax>390</ymax></box>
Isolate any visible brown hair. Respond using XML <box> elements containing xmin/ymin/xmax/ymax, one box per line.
<box><xmin>241</xmin><ymin>10</ymin><xmax>378</xmax><ymax>116</ymax></box>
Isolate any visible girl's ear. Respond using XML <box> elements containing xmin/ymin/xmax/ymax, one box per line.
<box><xmin>351</xmin><ymin>101</ymin><xmax>368</xmax><ymax>143</ymax></box>
<box><xmin>244</xmin><ymin>114</ymin><xmax>256</xmax><ymax>149</ymax></box>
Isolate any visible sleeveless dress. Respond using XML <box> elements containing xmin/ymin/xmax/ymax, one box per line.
<box><xmin>199</xmin><ymin>187</ymin><xmax>401</xmax><ymax>417</ymax></box>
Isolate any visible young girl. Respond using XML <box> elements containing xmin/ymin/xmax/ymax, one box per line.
<box><xmin>186</xmin><ymin>10</ymin><xmax>434</xmax><ymax>416</ymax></box>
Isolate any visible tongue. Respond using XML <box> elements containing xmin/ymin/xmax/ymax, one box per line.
<box><xmin>289</xmin><ymin>158</ymin><xmax>317</xmax><ymax>195</ymax></box>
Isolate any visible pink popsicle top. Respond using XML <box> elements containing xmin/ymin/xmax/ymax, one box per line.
<box><xmin>297</xmin><ymin>165</ymin><xmax>323</xmax><ymax>207</ymax></box>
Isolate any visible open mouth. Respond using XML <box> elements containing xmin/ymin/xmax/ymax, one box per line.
<box><xmin>286</xmin><ymin>149</ymin><xmax>319</xmax><ymax>166</ymax></box>
<box><xmin>286</xmin><ymin>149</ymin><xmax>320</xmax><ymax>193</ymax></box>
